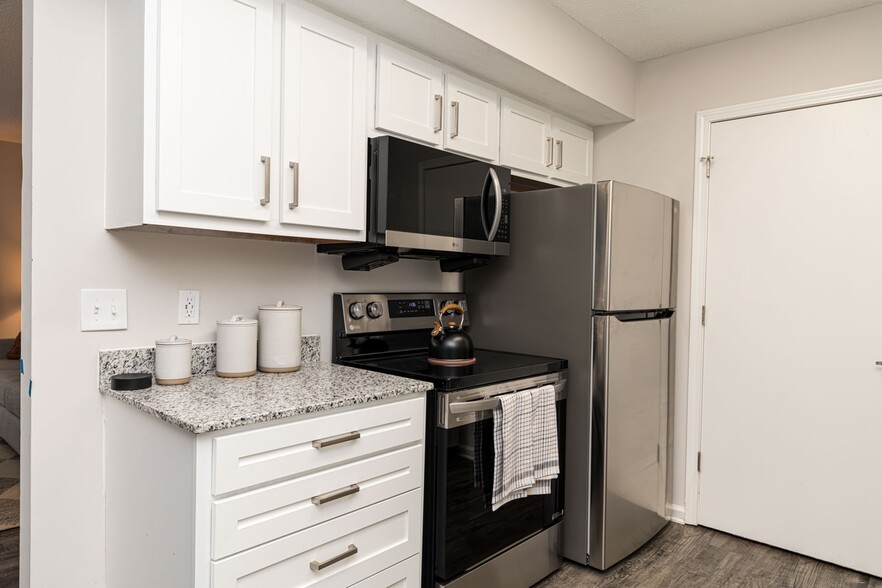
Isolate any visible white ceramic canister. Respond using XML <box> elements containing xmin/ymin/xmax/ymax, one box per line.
<box><xmin>258</xmin><ymin>300</ymin><xmax>303</xmax><ymax>373</ymax></box>
<box><xmin>216</xmin><ymin>315</ymin><xmax>258</xmax><ymax>378</ymax></box>
<box><xmin>155</xmin><ymin>335</ymin><xmax>192</xmax><ymax>385</ymax></box>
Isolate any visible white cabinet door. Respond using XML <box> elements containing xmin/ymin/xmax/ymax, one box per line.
<box><xmin>550</xmin><ymin>117</ymin><xmax>593</xmax><ymax>184</ymax></box>
<box><xmin>349</xmin><ymin>555</ymin><xmax>421</xmax><ymax>588</ymax></box>
<box><xmin>444</xmin><ymin>75</ymin><xmax>499</xmax><ymax>161</ymax></box>
<box><xmin>157</xmin><ymin>0</ymin><xmax>274</xmax><ymax>221</ymax></box>
<box><xmin>280</xmin><ymin>3</ymin><xmax>367</xmax><ymax>233</ymax></box>
<box><xmin>499</xmin><ymin>97</ymin><xmax>553</xmax><ymax>176</ymax></box>
<box><xmin>375</xmin><ymin>44</ymin><xmax>444</xmax><ymax>145</ymax></box>
<box><xmin>211</xmin><ymin>490</ymin><xmax>422</xmax><ymax>588</ymax></box>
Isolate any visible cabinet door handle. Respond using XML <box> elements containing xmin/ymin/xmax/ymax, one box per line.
<box><xmin>450</xmin><ymin>101</ymin><xmax>459</xmax><ymax>138</ymax></box>
<box><xmin>310</xmin><ymin>544</ymin><xmax>358</xmax><ymax>572</ymax></box>
<box><xmin>288</xmin><ymin>161</ymin><xmax>299</xmax><ymax>209</ymax></box>
<box><xmin>312</xmin><ymin>483</ymin><xmax>360</xmax><ymax>506</ymax></box>
<box><xmin>555</xmin><ymin>139</ymin><xmax>563</xmax><ymax>170</ymax></box>
<box><xmin>434</xmin><ymin>94</ymin><xmax>443</xmax><ymax>132</ymax></box>
<box><xmin>545</xmin><ymin>137</ymin><xmax>553</xmax><ymax>167</ymax></box>
<box><xmin>260</xmin><ymin>155</ymin><xmax>271</xmax><ymax>205</ymax></box>
<box><xmin>312</xmin><ymin>430</ymin><xmax>361</xmax><ymax>449</ymax></box>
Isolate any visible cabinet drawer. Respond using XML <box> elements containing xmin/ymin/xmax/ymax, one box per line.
<box><xmin>212</xmin><ymin>444</ymin><xmax>423</xmax><ymax>559</ymax></box>
<box><xmin>213</xmin><ymin>396</ymin><xmax>425</xmax><ymax>495</ymax></box>
<box><xmin>349</xmin><ymin>554</ymin><xmax>421</xmax><ymax>588</ymax></box>
<box><xmin>211</xmin><ymin>489</ymin><xmax>422</xmax><ymax>588</ymax></box>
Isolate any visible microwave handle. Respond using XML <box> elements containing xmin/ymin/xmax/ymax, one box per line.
<box><xmin>481</xmin><ymin>168</ymin><xmax>503</xmax><ymax>242</ymax></box>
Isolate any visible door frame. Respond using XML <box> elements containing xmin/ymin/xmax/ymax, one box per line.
<box><xmin>684</xmin><ymin>78</ymin><xmax>882</xmax><ymax>525</ymax></box>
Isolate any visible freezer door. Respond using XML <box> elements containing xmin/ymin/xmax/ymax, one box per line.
<box><xmin>594</xmin><ymin>181</ymin><xmax>678</xmax><ymax>312</ymax></box>
<box><xmin>590</xmin><ymin>314</ymin><xmax>670</xmax><ymax>570</ymax></box>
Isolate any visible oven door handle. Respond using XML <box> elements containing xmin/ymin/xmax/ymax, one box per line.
<box><xmin>448</xmin><ymin>380</ymin><xmax>567</xmax><ymax>415</ymax></box>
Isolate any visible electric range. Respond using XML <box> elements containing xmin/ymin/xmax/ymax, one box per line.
<box><xmin>332</xmin><ymin>293</ymin><xmax>568</xmax><ymax>588</ymax></box>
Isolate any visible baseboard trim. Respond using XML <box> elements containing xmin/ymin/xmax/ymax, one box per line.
<box><xmin>667</xmin><ymin>503</ymin><xmax>686</xmax><ymax>525</ymax></box>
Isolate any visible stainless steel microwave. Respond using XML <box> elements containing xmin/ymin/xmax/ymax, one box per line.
<box><xmin>318</xmin><ymin>136</ymin><xmax>511</xmax><ymax>271</ymax></box>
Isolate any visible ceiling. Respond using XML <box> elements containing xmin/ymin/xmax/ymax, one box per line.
<box><xmin>0</xmin><ymin>0</ymin><xmax>21</xmax><ymax>143</ymax></box>
<box><xmin>547</xmin><ymin>0</ymin><xmax>882</xmax><ymax>62</ymax></box>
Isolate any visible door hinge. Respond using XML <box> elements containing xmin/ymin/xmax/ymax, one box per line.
<box><xmin>700</xmin><ymin>155</ymin><xmax>714</xmax><ymax>178</ymax></box>
<box><xmin>701</xmin><ymin>305</ymin><xmax>706</xmax><ymax>326</ymax></box>
<box><xmin>697</xmin><ymin>451</ymin><xmax>702</xmax><ymax>472</ymax></box>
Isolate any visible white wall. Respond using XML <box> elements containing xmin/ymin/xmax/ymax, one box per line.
<box><xmin>0</xmin><ymin>140</ymin><xmax>21</xmax><ymax>338</ymax></box>
<box><xmin>594</xmin><ymin>3</ymin><xmax>882</xmax><ymax>512</ymax></box>
<box><xmin>26</xmin><ymin>0</ymin><xmax>456</xmax><ymax>584</ymax></box>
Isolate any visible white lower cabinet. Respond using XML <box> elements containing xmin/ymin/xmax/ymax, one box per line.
<box><xmin>212</xmin><ymin>445</ymin><xmax>424</xmax><ymax>560</ymax></box>
<box><xmin>104</xmin><ymin>394</ymin><xmax>426</xmax><ymax>588</ymax></box>
<box><xmin>211</xmin><ymin>490</ymin><xmax>422</xmax><ymax>588</ymax></box>
<box><xmin>350</xmin><ymin>554</ymin><xmax>421</xmax><ymax>588</ymax></box>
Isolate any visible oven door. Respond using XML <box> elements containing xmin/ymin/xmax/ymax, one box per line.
<box><xmin>434</xmin><ymin>375</ymin><xmax>566</xmax><ymax>585</ymax></box>
<box><xmin>372</xmin><ymin>135</ymin><xmax>511</xmax><ymax>256</ymax></box>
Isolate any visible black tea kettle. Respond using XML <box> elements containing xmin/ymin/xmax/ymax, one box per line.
<box><xmin>428</xmin><ymin>304</ymin><xmax>477</xmax><ymax>366</ymax></box>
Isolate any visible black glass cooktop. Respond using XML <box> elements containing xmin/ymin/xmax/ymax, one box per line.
<box><xmin>340</xmin><ymin>348</ymin><xmax>566</xmax><ymax>391</ymax></box>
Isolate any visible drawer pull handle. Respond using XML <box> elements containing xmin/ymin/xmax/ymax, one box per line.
<box><xmin>312</xmin><ymin>431</ymin><xmax>361</xmax><ymax>449</ymax></box>
<box><xmin>312</xmin><ymin>483</ymin><xmax>360</xmax><ymax>506</ymax></box>
<box><xmin>310</xmin><ymin>544</ymin><xmax>358</xmax><ymax>572</ymax></box>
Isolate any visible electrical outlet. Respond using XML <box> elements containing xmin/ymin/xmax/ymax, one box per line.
<box><xmin>81</xmin><ymin>289</ymin><xmax>128</xmax><ymax>331</ymax></box>
<box><xmin>178</xmin><ymin>290</ymin><xmax>200</xmax><ymax>325</ymax></box>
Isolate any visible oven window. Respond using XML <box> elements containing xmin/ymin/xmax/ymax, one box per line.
<box><xmin>434</xmin><ymin>402</ymin><xmax>565</xmax><ymax>582</ymax></box>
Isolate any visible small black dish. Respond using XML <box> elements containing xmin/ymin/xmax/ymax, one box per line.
<box><xmin>110</xmin><ymin>373</ymin><xmax>153</xmax><ymax>391</ymax></box>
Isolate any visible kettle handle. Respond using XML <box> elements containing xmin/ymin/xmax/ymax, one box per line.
<box><xmin>437</xmin><ymin>304</ymin><xmax>465</xmax><ymax>330</ymax></box>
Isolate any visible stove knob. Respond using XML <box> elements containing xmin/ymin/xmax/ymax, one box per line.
<box><xmin>348</xmin><ymin>302</ymin><xmax>365</xmax><ymax>320</ymax></box>
<box><xmin>367</xmin><ymin>301</ymin><xmax>384</xmax><ymax>319</ymax></box>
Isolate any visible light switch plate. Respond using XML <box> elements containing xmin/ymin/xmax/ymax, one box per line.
<box><xmin>81</xmin><ymin>289</ymin><xmax>128</xmax><ymax>331</ymax></box>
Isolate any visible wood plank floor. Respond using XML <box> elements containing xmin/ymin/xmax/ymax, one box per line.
<box><xmin>536</xmin><ymin>523</ymin><xmax>882</xmax><ymax>588</ymax></box>
<box><xmin>0</xmin><ymin>523</ymin><xmax>876</xmax><ymax>587</ymax></box>
<box><xmin>0</xmin><ymin>528</ymin><xmax>17</xmax><ymax>588</ymax></box>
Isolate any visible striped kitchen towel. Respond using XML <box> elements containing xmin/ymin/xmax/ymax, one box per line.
<box><xmin>491</xmin><ymin>389</ymin><xmax>535</xmax><ymax>510</ymax></box>
<box><xmin>526</xmin><ymin>385</ymin><xmax>560</xmax><ymax>496</ymax></box>
<box><xmin>491</xmin><ymin>385</ymin><xmax>560</xmax><ymax>510</ymax></box>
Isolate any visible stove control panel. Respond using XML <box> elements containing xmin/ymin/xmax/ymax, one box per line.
<box><xmin>335</xmin><ymin>293</ymin><xmax>469</xmax><ymax>335</ymax></box>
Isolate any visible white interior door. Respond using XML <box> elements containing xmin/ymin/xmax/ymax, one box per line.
<box><xmin>698</xmin><ymin>95</ymin><xmax>882</xmax><ymax>577</ymax></box>
<box><xmin>280</xmin><ymin>3</ymin><xmax>367</xmax><ymax>234</ymax></box>
<box><xmin>157</xmin><ymin>0</ymin><xmax>273</xmax><ymax>221</ymax></box>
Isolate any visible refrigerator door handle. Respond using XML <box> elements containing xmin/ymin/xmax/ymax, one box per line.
<box><xmin>610</xmin><ymin>309</ymin><xmax>675</xmax><ymax>322</ymax></box>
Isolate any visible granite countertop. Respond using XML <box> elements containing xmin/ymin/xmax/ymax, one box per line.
<box><xmin>101</xmin><ymin>362</ymin><xmax>433</xmax><ymax>434</ymax></box>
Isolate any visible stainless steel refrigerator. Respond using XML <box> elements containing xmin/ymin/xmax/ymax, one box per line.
<box><xmin>465</xmin><ymin>180</ymin><xmax>678</xmax><ymax>570</ymax></box>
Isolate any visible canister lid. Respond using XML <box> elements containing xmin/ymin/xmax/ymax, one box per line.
<box><xmin>258</xmin><ymin>300</ymin><xmax>303</xmax><ymax>311</ymax></box>
<box><xmin>217</xmin><ymin>314</ymin><xmax>258</xmax><ymax>326</ymax></box>
<box><xmin>156</xmin><ymin>334</ymin><xmax>192</xmax><ymax>346</ymax></box>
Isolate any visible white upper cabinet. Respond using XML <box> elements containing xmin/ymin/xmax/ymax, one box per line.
<box><xmin>157</xmin><ymin>0</ymin><xmax>274</xmax><ymax>222</ymax></box>
<box><xmin>444</xmin><ymin>75</ymin><xmax>499</xmax><ymax>161</ymax></box>
<box><xmin>500</xmin><ymin>97</ymin><xmax>554</xmax><ymax>176</ymax></box>
<box><xmin>550</xmin><ymin>117</ymin><xmax>594</xmax><ymax>184</ymax></box>
<box><xmin>375</xmin><ymin>44</ymin><xmax>444</xmax><ymax>146</ymax></box>
<box><xmin>500</xmin><ymin>97</ymin><xmax>594</xmax><ymax>184</ymax></box>
<box><xmin>280</xmin><ymin>3</ymin><xmax>367</xmax><ymax>232</ymax></box>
